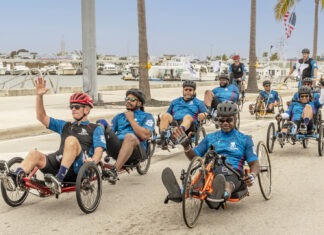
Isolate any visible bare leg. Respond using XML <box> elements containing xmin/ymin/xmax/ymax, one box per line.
<box><xmin>159</xmin><ymin>113</ymin><xmax>173</xmax><ymax>132</ymax></box>
<box><xmin>181</xmin><ymin>115</ymin><xmax>194</xmax><ymax>131</ymax></box>
<box><xmin>20</xmin><ymin>150</ymin><xmax>47</xmax><ymax>173</ymax></box>
<box><xmin>60</xmin><ymin>136</ymin><xmax>82</xmax><ymax>168</ymax></box>
<box><xmin>302</xmin><ymin>104</ymin><xmax>313</xmax><ymax>120</ymax></box>
<box><xmin>204</xmin><ymin>90</ymin><xmax>214</xmax><ymax>107</ymax></box>
<box><xmin>115</xmin><ymin>134</ymin><xmax>139</xmax><ymax>171</ymax></box>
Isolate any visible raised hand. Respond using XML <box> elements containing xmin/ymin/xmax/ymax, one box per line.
<box><xmin>35</xmin><ymin>77</ymin><xmax>49</xmax><ymax>96</ymax></box>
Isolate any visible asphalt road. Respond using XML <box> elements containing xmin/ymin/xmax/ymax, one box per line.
<box><xmin>1</xmin><ymin>101</ymin><xmax>324</xmax><ymax>235</ymax></box>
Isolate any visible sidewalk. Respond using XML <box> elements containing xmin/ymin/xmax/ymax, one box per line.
<box><xmin>0</xmin><ymin>82</ymin><xmax>296</xmax><ymax>140</ymax></box>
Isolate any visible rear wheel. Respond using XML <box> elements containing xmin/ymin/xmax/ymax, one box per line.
<box><xmin>302</xmin><ymin>139</ymin><xmax>309</xmax><ymax>148</ymax></box>
<box><xmin>76</xmin><ymin>162</ymin><xmax>102</xmax><ymax>214</ymax></box>
<box><xmin>136</xmin><ymin>142</ymin><xmax>153</xmax><ymax>175</ymax></box>
<box><xmin>257</xmin><ymin>141</ymin><xmax>272</xmax><ymax>200</ymax></box>
<box><xmin>1</xmin><ymin>157</ymin><xmax>29</xmax><ymax>207</ymax></box>
<box><xmin>182</xmin><ymin>157</ymin><xmax>205</xmax><ymax>228</ymax></box>
<box><xmin>318</xmin><ymin>125</ymin><xmax>324</xmax><ymax>157</ymax></box>
<box><xmin>266</xmin><ymin>122</ymin><xmax>275</xmax><ymax>153</ymax></box>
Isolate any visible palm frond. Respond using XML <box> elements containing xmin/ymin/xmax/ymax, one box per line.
<box><xmin>321</xmin><ymin>0</ymin><xmax>324</xmax><ymax>9</ymax></box>
<box><xmin>274</xmin><ymin>0</ymin><xmax>298</xmax><ymax>20</ymax></box>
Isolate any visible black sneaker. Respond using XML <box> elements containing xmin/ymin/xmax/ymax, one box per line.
<box><xmin>103</xmin><ymin>167</ymin><xmax>118</xmax><ymax>184</ymax></box>
<box><xmin>44</xmin><ymin>174</ymin><xmax>62</xmax><ymax>194</ymax></box>
<box><xmin>160</xmin><ymin>131</ymin><xmax>169</xmax><ymax>150</ymax></box>
<box><xmin>299</xmin><ymin>123</ymin><xmax>307</xmax><ymax>134</ymax></box>
<box><xmin>206</xmin><ymin>174</ymin><xmax>225</xmax><ymax>209</ymax></box>
<box><xmin>162</xmin><ymin>167</ymin><xmax>182</xmax><ymax>203</ymax></box>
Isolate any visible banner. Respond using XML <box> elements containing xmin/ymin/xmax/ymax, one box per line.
<box><xmin>284</xmin><ymin>11</ymin><xmax>296</xmax><ymax>39</ymax></box>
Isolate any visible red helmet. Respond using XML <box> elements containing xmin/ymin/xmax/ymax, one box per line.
<box><xmin>232</xmin><ymin>55</ymin><xmax>240</xmax><ymax>61</ymax></box>
<box><xmin>70</xmin><ymin>92</ymin><xmax>93</xmax><ymax>108</ymax></box>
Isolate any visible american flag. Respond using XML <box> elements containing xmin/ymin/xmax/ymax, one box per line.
<box><xmin>284</xmin><ymin>11</ymin><xmax>297</xmax><ymax>39</ymax></box>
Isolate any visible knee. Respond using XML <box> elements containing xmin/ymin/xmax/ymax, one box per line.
<box><xmin>123</xmin><ymin>134</ymin><xmax>138</xmax><ymax>146</ymax></box>
<box><xmin>161</xmin><ymin>113</ymin><xmax>172</xmax><ymax>121</ymax></box>
<box><xmin>64</xmin><ymin>136</ymin><xmax>80</xmax><ymax>149</ymax></box>
<box><xmin>183</xmin><ymin>115</ymin><xmax>193</xmax><ymax>122</ymax></box>
<box><xmin>28</xmin><ymin>149</ymin><xmax>45</xmax><ymax>161</ymax></box>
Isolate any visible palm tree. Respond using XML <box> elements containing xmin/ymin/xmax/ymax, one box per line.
<box><xmin>274</xmin><ymin>0</ymin><xmax>324</xmax><ymax>59</ymax></box>
<box><xmin>247</xmin><ymin>0</ymin><xmax>258</xmax><ymax>92</ymax></box>
<box><xmin>137</xmin><ymin>0</ymin><xmax>151</xmax><ymax>102</ymax></box>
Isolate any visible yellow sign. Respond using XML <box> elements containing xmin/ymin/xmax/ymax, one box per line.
<box><xmin>147</xmin><ymin>62</ymin><xmax>152</xmax><ymax>70</ymax></box>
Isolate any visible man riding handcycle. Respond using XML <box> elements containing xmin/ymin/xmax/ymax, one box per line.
<box><xmin>267</xmin><ymin>82</ymin><xmax>324</xmax><ymax>156</ymax></box>
<box><xmin>161</xmin><ymin>101</ymin><xmax>272</xmax><ymax>228</ymax></box>
<box><xmin>0</xmin><ymin>77</ymin><xmax>106</xmax><ymax>213</ymax></box>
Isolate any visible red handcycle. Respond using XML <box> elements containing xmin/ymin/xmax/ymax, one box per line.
<box><xmin>0</xmin><ymin>157</ymin><xmax>101</xmax><ymax>214</ymax></box>
<box><xmin>181</xmin><ymin>141</ymin><xmax>271</xmax><ymax>228</ymax></box>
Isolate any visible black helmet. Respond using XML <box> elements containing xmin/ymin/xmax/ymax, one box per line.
<box><xmin>219</xmin><ymin>73</ymin><xmax>230</xmax><ymax>81</ymax></box>
<box><xmin>302</xmin><ymin>77</ymin><xmax>313</xmax><ymax>84</ymax></box>
<box><xmin>298</xmin><ymin>86</ymin><xmax>311</xmax><ymax>95</ymax></box>
<box><xmin>263</xmin><ymin>80</ymin><xmax>271</xmax><ymax>86</ymax></box>
<box><xmin>182</xmin><ymin>80</ymin><xmax>196</xmax><ymax>90</ymax></box>
<box><xmin>301</xmin><ymin>48</ymin><xmax>310</xmax><ymax>54</ymax></box>
<box><xmin>126</xmin><ymin>88</ymin><xmax>146</xmax><ymax>105</ymax></box>
<box><xmin>217</xmin><ymin>101</ymin><xmax>239</xmax><ymax>117</ymax></box>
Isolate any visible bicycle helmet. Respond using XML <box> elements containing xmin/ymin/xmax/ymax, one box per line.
<box><xmin>302</xmin><ymin>77</ymin><xmax>313</xmax><ymax>84</ymax></box>
<box><xmin>298</xmin><ymin>86</ymin><xmax>311</xmax><ymax>95</ymax></box>
<box><xmin>182</xmin><ymin>80</ymin><xmax>196</xmax><ymax>90</ymax></box>
<box><xmin>263</xmin><ymin>80</ymin><xmax>271</xmax><ymax>86</ymax></box>
<box><xmin>232</xmin><ymin>55</ymin><xmax>240</xmax><ymax>60</ymax></box>
<box><xmin>218</xmin><ymin>73</ymin><xmax>230</xmax><ymax>81</ymax></box>
<box><xmin>70</xmin><ymin>92</ymin><xmax>94</xmax><ymax>108</ymax></box>
<box><xmin>217</xmin><ymin>101</ymin><xmax>239</xmax><ymax>117</ymax></box>
<box><xmin>301</xmin><ymin>48</ymin><xmax>310</xmax><ymax>54</ymax></box>
<box><xmin>126</xmin><ymin>88</ymin><xmax>146</xmax><ymax>105</ymax></box>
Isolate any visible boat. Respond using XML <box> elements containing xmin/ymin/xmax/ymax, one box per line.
<box><xmin>0</xmin><ymin>62</ymin><xmax>6</xmax><ymax>75</ymax></box>
<box><xmin>10</xmin><ymin>64</ymin><xmax>31</xmax><ymax>75</ymax></box>
<box><xmin>98</xmin><ymin>63</ymin><xmax>121</xmax><ymax>75</ymax></box>
<box><xmin>121</xmin><ymin>64</ymin><xmax>139</xmax><ymax>80</ymax></box>
<box><xmin>56</xmin><ymin>62</ymin><xmax>77</xmax><ymax>75</ymax></box>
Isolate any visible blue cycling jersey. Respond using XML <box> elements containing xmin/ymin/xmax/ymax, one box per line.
<box><xmin>48</xmin><ymin>117</ymin><xmax>106</xmax><ymax>157</ymax></box>
<box><xmin>193</xmin><ymin>129</ymin><xmax>258</xmax><ymax>172</ymax></box>
<box><xmin>212</xmin><ymin>85</ymin><xmax>239</xmax><ymax>103</ymax></box>
<box><xmin>111</xmin><ymin>109</ymin><xmax>155</xmax><ymax>149</ymax></box>
<box><xmin>167</xmin><ymin>97</ymin><xmax>207</xmax><ymax>122</ymax></box>
<box><xmin>259</xmin><ymin>90</ymin><xmax>280</xmax><ymax>104</ymax></box>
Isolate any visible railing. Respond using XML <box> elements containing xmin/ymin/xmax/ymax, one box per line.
<box><xmin>0</xmin><ymin>70</ymin><xmax>60</xmax><ymax>93</ymax></box>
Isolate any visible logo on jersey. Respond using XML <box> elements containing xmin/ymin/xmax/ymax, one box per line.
<box><xmin>230</xmin><ymin>142</ymin><xmax>238</xmax><ymax>150</ymax></box>
<box><xmin>56</xmin><ymin>154</ymin><xmax>63</xmax><ymax>162</ymax></box>
<box><xmin>100</xmin><ymin>135</ymin><xmax>106</xmax><ymax>144</ymax></box>
<box><xmin>145</xmin><ymin>119</ymin><xmax>154</xmax><ymax>127</ymax></box>
<box><xmin>79</xmin><ymin>128</ymin><xmax>89</xmax><ymax>136</ymax></box>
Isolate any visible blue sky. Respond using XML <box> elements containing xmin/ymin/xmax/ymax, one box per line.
<box><xmin>0</xmin><ymin>0</ymin><xmax>323</xmax><ymax>59</ymax></box>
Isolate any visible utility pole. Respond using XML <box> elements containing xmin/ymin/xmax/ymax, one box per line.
<box><xmin>81</xmin><ymin>0</ymin><xmax>98</xmax><ymax>103</ymax></box>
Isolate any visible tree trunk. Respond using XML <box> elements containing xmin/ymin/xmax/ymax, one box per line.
<box><xmin>313</xmin><ymin>0</ymin><xmax>319</xmax><ymax>60</ymax></box>
<box><xmin>137</xmin><ymin>0</ymin><xmax>151</xmax><ymax>101</ymax></box>
<box><xmin>247</xmin><ymin>0</ymin><xmax>258</xmax><ymax>92</ymax></box>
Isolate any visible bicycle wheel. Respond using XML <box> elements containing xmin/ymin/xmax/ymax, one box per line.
<box><xmin>318</xmin><ymin>124</ymin><xmax>324</xmax><ymax>156</ymax></box>
<box><xmin>136</xmin><ymin>143</ymin><xmax>153</xmax><ymax>175</ymax></box>
<box><xmin>257</xmin><ymin>141</ymin><xmax>272</xmax><ymax>200</ymax></box>
<box><xmin>182</xmin><ymin>157</ymin><xmax>205</xmax><ymax>228</ymax></box>
<box><xmin>76</xmin><ymin>162</ymin><xmax>102</xmax><ymax>214</ymax></box>
<box><xmin>1</xmin><ymin>157</ymin><xmax>29</xmax><ymax>207</ymax></box>
<box><xmin>194</xmin><ymin>126</ymin><xmax>206</xmax><ymax>146</ymax></box>
<box><xmin>234</xmin><ymin>111</ymin><xmax>240</xmax><ymax>130</ymax></box>
<box><xmin>302</xmin><ymin>138</ymin><xmax>308</xmax><ymax>148</ymax></box>
<box><xmin>266</xmin><ymin>122</ymin><xmax>275</xmax><ymax>153</ymax></box>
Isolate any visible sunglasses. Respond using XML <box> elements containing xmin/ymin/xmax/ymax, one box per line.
<box><xmin>125</xmin><ymin>97</ymin><xmax>138</xmax><ymax>102</ymax></box>
<box><xmin>70</xmin><ymin>104</ymin><xmax>85</xmax><ymax>110</ymax></box>
<box><xmin>184</xmin><ymin>88</ymin><xmax>194</xmax><ymax>92</ymax></box>
<box><xmin>218</xmin><ymin>117</ymin><xmax>234</xmax><ymax>123</ymax></box>
<box><xmin>264</xmin><ymin>85</ymin><xmax>270</xmax><ymax>87</ymax></box>
<box><xmin>300</xmin><ymin>95</ymin><xmax>309</xmax><ymax>98</ymax></box>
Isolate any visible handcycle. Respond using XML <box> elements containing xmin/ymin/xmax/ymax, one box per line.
<box><xmin>155</xmin><ymin>115</ymin><xmax>206</xmax><ymax>150</ymax></box>
<box><xmin>266</xmin><ymin>106</ymin><xmax>324</xmax><ymax>156</ymax></box>
<box><xmin>232</xmin><ymin>78</ymin><xmax>245</xmax><ymax>111</ymax></box>
<box><xmin>179</xmin><ymin>141</ymin><xmax>271</xmax><ymax>228</ymax></box>
<box><xmin>0</xmin><ymin>157</ymin><xmax>102</xmax><ymax>214</ymax></box>
<box><xmin>251</xmin><ymin>95</ymin><xmax>284</xmax><ymax>120</ymax></box>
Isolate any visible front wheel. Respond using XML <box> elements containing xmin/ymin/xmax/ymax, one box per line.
<box><xmin>136</xmin><ymin>143</ymin><xmax>153</xmax><ymax>175</ymax></box>
<box><xmin>182</xmin><ymin>157</ymin><xmax>205</xmax><ymax>228</ymax></box>
<box><xmin>1</xmin><ymin>157</ymin><xmax>29</xmax><ymax>207</ymax></box>
<box><xmin>318</xmin><ymin>125</ymin><xmax>324</xmax><ymax>156</ymax></box>
<box><xmin>257</xmin><ymin>141</ymin><xmax>272</xmax><ymax>200</ymax></box>
<box><xmin>76</xmin><ymin>162</ymin><xmax>102</xmax><ymax>214</ymax></box>
<box><xmin>266</xmin><ymin>122</ymin><xmax>275</xmax><ymax>153</ymax></box>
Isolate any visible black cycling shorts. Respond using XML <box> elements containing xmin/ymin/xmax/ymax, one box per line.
<box><xmin>214</xmin><ymin>165</ymin><xmax>243</xmax><ymax>193</ymax></box>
